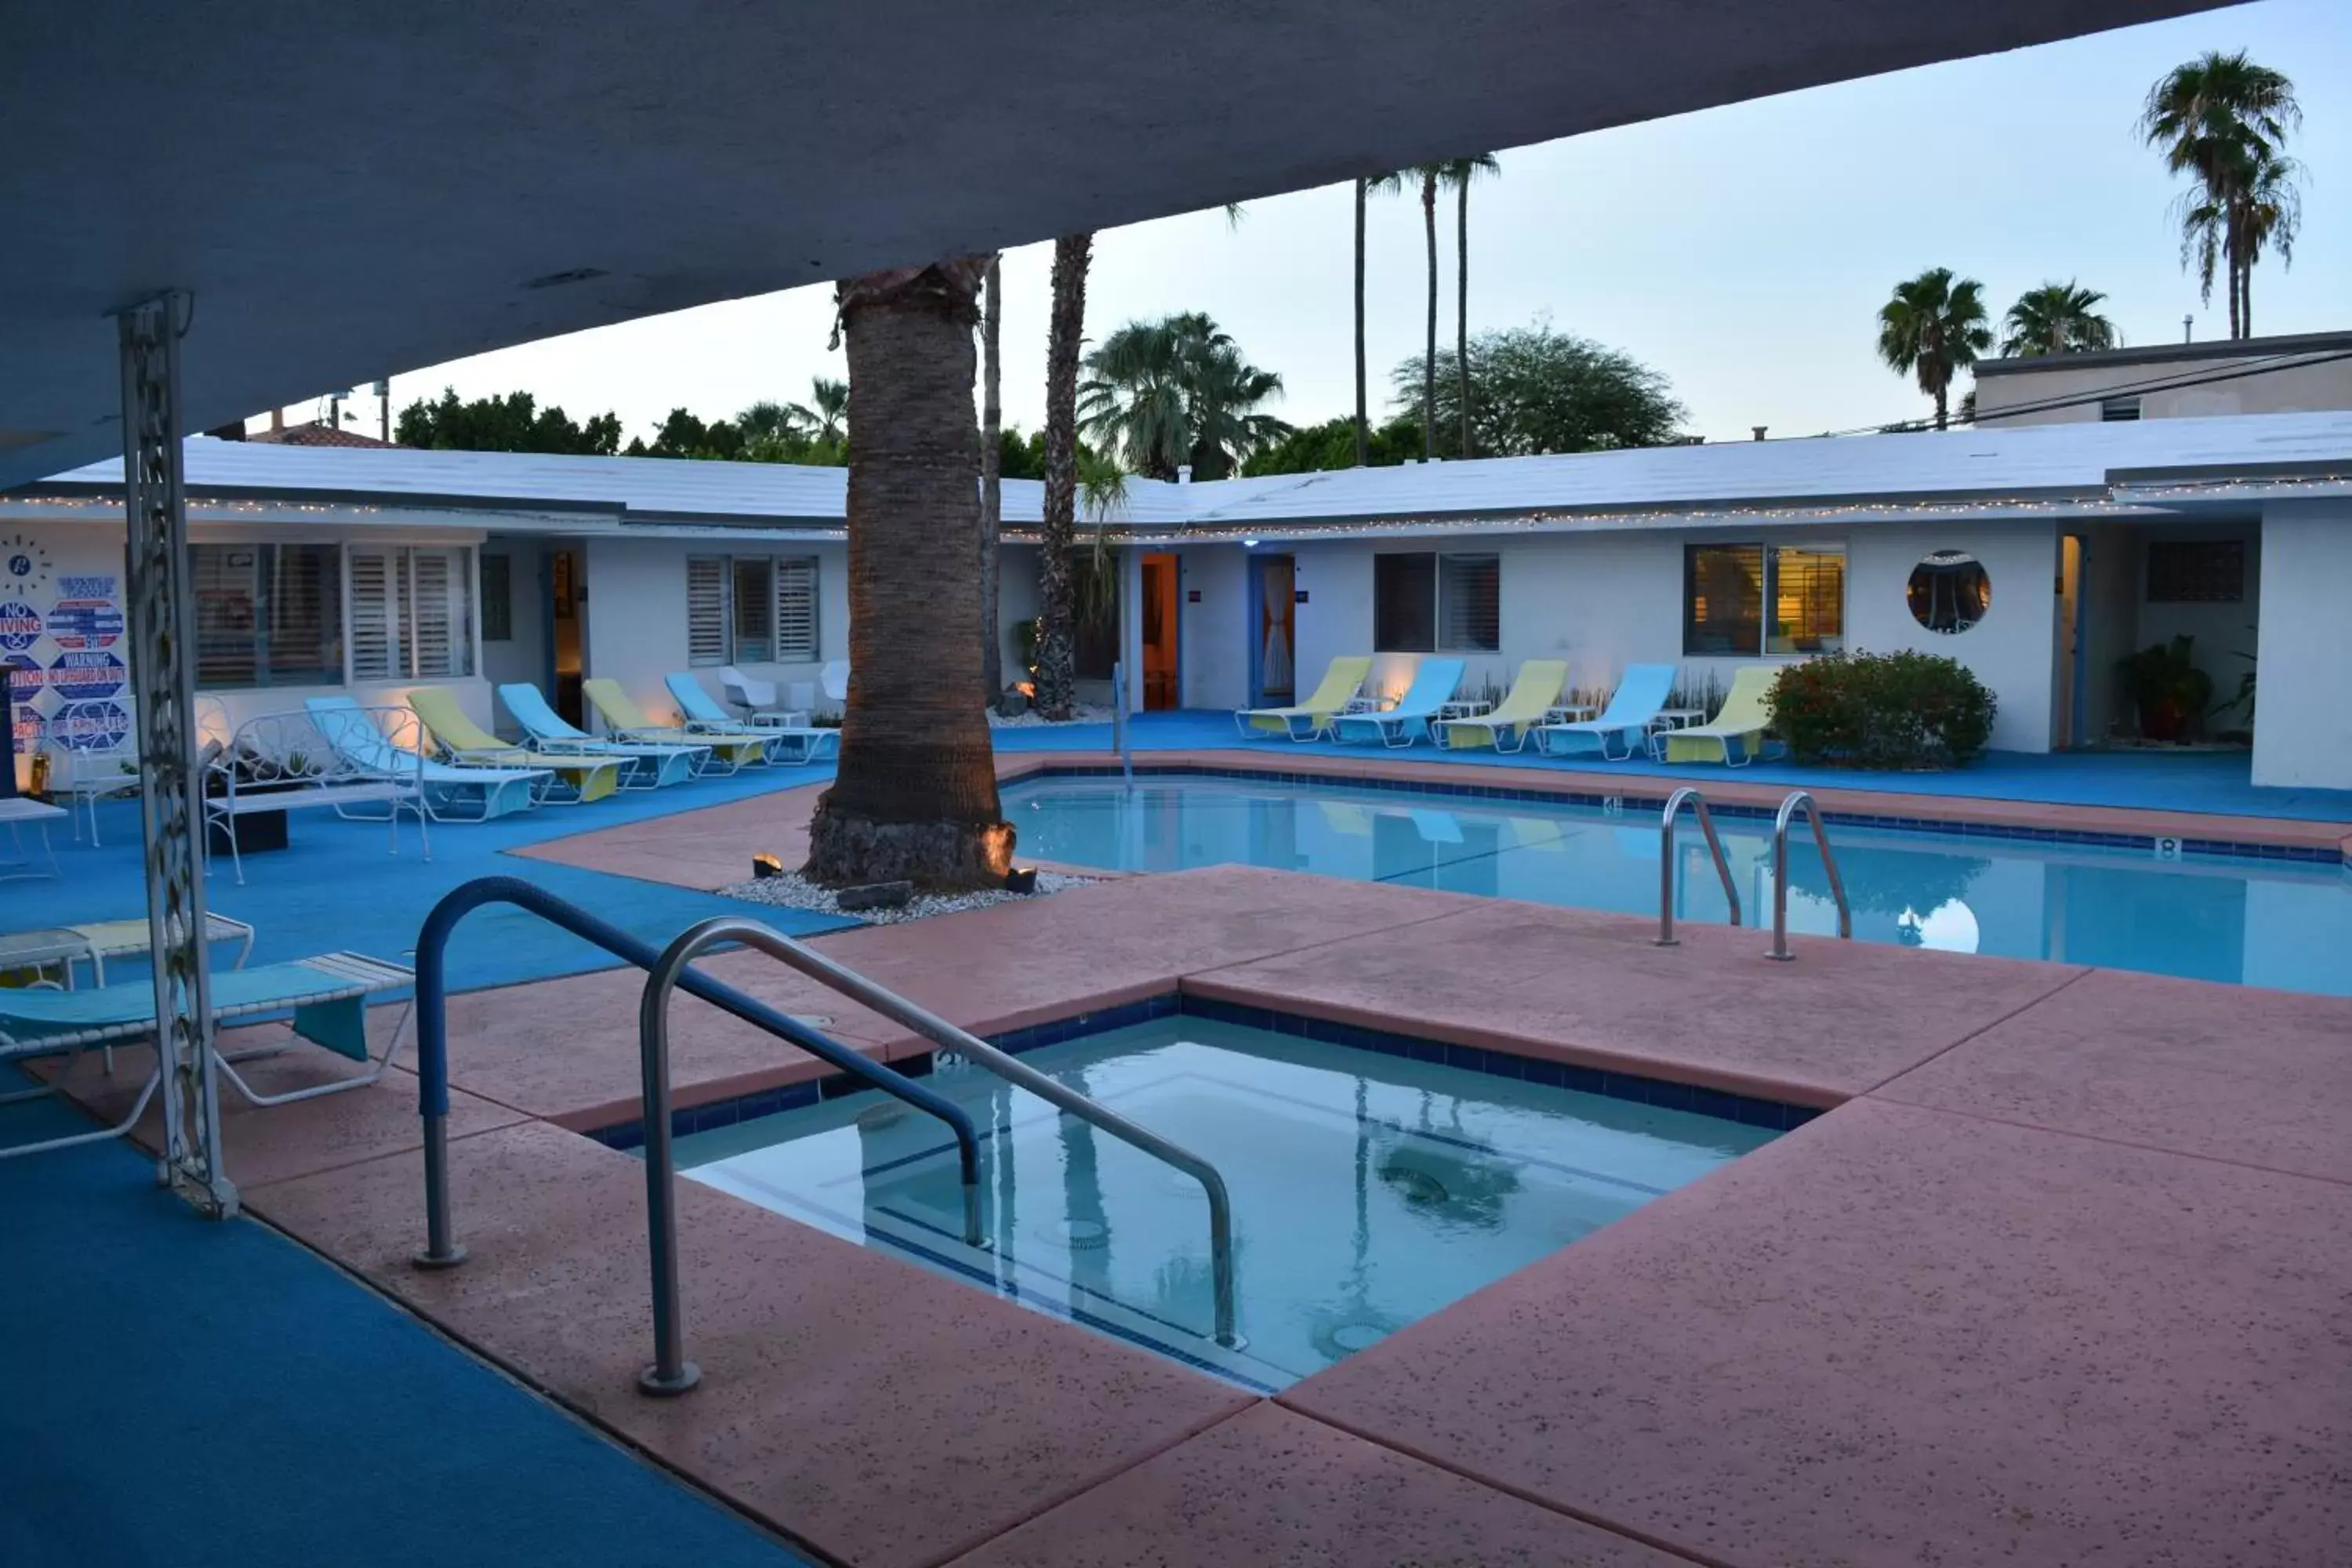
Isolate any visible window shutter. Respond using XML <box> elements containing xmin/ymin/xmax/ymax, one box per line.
<box><xmin>408</xmin><ymin>549</ymin><xmax>456</xmax><ymax>677</ymax></box>
<box><xmin>1439</xmin><ymin>554</ymin><xmax>1500</xmax><ymax>652</ymax></box>
<box><xmin>774</xmin><ymin>557</ymin><xmax>818</xmax><ymax>661</ymax></box>
<box><xmin>687</xmin><ymin>557</ymin><xmax>728</xmax><ymax>666</ymax></box>
<box><xmin>348</xmin><ymin>548</ymin><xmax>395</xmax><ymax>680</ymax></box>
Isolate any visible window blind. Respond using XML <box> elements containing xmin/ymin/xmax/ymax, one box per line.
<box><xmin>687</xmin><ymin>557</ymin><xmax>728</xmax><ymax>666</ymax></box>
<box><xmin>1438</xmin><ymin>554</ymin><xmax>1500</xmax><ymax>652</ymax></box>
<box><xmin>774</xmin><ymin>557</ymin><xmax>818</xmax><ymax>661</ymax></box>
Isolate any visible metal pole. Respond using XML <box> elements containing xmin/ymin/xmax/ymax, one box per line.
<box><xmin>636</xmin><ymin>953</ymin><xmax>699</xmax><ymax>1396</ymax></box>
<box><xmin>1113</xmin><ymin>659</ymin><xmax>1134</xmax><ymax>786</ymax></box>
<box><xmin>1768</xmin><ymin>789</ymin><xmax>1850</xmax><ymax>961</ymax></box>
<box><xmin>119</xmin><ymin>292</ymin><xmax>235</xmax><ymax>1217</ymax></box>
<box><xmin>1656</xmin><ymin>786</ymin><xmax>1740</xmax><ymax>946</ymax></box>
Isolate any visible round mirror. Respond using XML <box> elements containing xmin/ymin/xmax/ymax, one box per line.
<box><xmin>1907</xmin><ymin>550</ymin><xmax>1991</xmax><ymax>634</ymax></box>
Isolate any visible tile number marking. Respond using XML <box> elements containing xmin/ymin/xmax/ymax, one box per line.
<box><xmin>2154</xmin><ymin>837</ymin><xmax>2183</xmax><ymax>862</ymax></box>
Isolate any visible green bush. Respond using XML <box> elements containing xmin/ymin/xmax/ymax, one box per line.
<box><xmin>1769</xmin><ymin>650</ymin><xmax>1996</xmax><ymax>769</ymax></box>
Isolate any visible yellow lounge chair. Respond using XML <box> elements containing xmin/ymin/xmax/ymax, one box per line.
<box><xmin>1659</xmin><ymin>666</ymin><xmax>1780</xmax><ymax>766</ymax></box>
<box><xmin>1432</xmin><ymin>661</ymin><xmax>1568</xmax><ymax>753</ymax></box>
<box><xmin>583</xmin><ymin>679</ymin><xmax>768</xmax><ymax>774</ymax></box>
<box><xmin>406</xmin><ymin>687</ymin><xmax>622</xmax><ymax>804</ymax></box>
<box><xmin>1233</xmin><ymin>656</ymin><xmax>1374</xmax><ymax>741</ymax></box>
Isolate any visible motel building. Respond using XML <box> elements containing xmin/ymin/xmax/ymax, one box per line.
<box><xmin>5</xmin><ymin>408</ymin><xmax>2350</xmax><ymax>794</ymax></box>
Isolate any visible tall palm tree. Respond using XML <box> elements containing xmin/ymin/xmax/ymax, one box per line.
<box><xmin>1033</xmin><ymin>233</ymin><xmax>1093</xmax><ymax>721</ymax></box>
<box><xmin>804</xmin><ymin>257</ymin><xmax>1011</xmax><ymax>891</ymax></box>
<box><xmin>978</xmin><ymin>255</ymin><xmax>1004</xmax><ymax>699</ymax></box>
<box><xmin>2139</xmin><ymin>52</ymin><xmax>2300</xmax><ymax>339</ymax></box>
<box><xmin>1415</xmin><ymin>163</ymin><xmax>1441</xmax><ymax>460</ymax></box>
<box><xmin>2234</xmin><ymin>148</ymin><xmax>2303</xmax><ymax>337</ymax></box>
<box><xmin>1353</xmin><ymin>170</ymin><xmax>1408</xmax><ymax>466</ymax></box>
<box><xmin>1443</xmin><ymin>155</ymin><xmax>1500</xmax><ymax>458</ymax></box>
<box><xmin>1078</xmin><ymin>313</ymin><xmax>1288</xmax><ymax>481</ymax></box>
<box><xmin>1877</xmin><ymin>267</ymin><xmax>1991</xmax><ymax>431</ymax></box>
<box><xmin>2001</xmin><ymin>281</ymin><xmax>2118</xmax><ymax>358</ymax></box>
<box><xmin>786</xmin><ymin>376</ymin><xmax>850</xmax><ymax>444</ymax></box>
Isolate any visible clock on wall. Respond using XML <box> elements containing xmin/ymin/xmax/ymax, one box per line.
<box><xmin>1</xmin><ymin>534</ymin><xmax>54</xmax><ymax>601</ymax></box>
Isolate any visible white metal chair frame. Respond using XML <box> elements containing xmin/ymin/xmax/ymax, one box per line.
<box><xmin>203</xmin><ymin>708</ymin><xmax>430</xmax><ymax>884</ymax></box>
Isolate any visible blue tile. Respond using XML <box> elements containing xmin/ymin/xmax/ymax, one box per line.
<box><xmin>1558</xmin><ymin>1062</ymin><xmax>1606</xmax><ymax>1094</ymax></box>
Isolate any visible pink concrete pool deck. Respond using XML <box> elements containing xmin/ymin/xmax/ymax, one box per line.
<box><xmin>45</xmin><ymin>796</ymin><xmax>2352</xmax><ymax>1563</ymax></box>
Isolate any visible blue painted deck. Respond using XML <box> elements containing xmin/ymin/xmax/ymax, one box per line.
<box><xmin>0</xmin><ymin>1073</ymin><xmax>814</xmax><ymax>1568</ymax></box>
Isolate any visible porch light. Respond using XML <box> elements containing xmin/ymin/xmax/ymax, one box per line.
<box><xmin>1004</xmin><ymin>866</ymin><xmax>1039</xmax><ymax>894</ymax></box>
<box><xmin>751</xmin><ymin>852</ymin><xmax>785</xmax><ymax>880</ymax></box>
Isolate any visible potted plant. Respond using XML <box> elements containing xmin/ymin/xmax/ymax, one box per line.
<box><xmin>2118</xmin><ymin>635</ymin><xmax>2213</xmax><ymax>743</ymax></box>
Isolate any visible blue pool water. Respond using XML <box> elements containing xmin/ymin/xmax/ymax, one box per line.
<box><xmin>1006</xmin><ymin>777</ymin><xmax>2352</xmax><ymax>996</ymax></box>
<box><xmin>674</xmin><ymin>1017</ymin><xmax>1773</xmax><ymax>1389</ymax></box>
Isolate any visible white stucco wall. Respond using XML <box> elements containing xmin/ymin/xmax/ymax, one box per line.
<box><xmin>1844</xmin><ymin>520</ymin><xmax>2056</xmax><ymax>753</ymax></box>
<box><xmin>2251</xmin><ymin>500</ymin><xmax>2352</xmax><ymax>789</ymax></box>
<box><xmin>1177</xmin><ymin>546</ymin><xmax>1250</xmax><ymax>710</ymax></box>
<box><xmin>586</xmin><ymin>536</ymin><xmax>855</xmax><ymax>722</ymax></box>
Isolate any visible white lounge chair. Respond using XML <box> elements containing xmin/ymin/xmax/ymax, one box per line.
<box><xmin>306</xmin><ymin>696</ymin><xmax>546</xmax><ymax>822</ymax></box>
<box><xmin>498</xmin><ymin>682</ymin><xmax>707</xmax><ymax>789</ymax></box>
<box><xmin>1532</xmin><ymin>663</ymin><xmax>1679</xmax><ymax>760</ymax></box>
<box><xmin>666</xmin><ymin>673</ymin><xmax>837</xmax><ymax>764</ymax></box>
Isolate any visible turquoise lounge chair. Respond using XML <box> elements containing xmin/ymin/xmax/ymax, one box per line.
<box><xmin>305</xmin><ymin>697</ymin><xmax>546</xmax><ymax>821</ymax></box>
<box><xmin>1532</xmin><ymin>663</ymin><xmax>1679</xmax><ymax>760</ymax></box>
<box><xmin>663</xmin><ymin>673</ymin><xmax>838</xmax><ymax>764</ymax></box>
<box><xmin>1</xmin><ymin>950</ymin><xmax>414</xmax><ymax>1161</ymax></box>
<box><xmin>1328</xmin><ymin>659</ymin><xmax>1466</xmax><ymax>748</ymax></box>
<box><xmin>497</xmin><ymin>682</ymin><xmax>706</xmax><ymax>789</ymax></box>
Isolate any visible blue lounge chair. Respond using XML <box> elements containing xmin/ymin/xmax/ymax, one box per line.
<box><xmin>1532</xmin><ymin>663</ymin><xmax>1679</xmax><ymax>760</ymax></box>
<box><xmin>664</xmin><ymin>673</ymin><xmax>838</xmax><ymax>764</ymax></box>
<box><xmin>1327</xmin><ymin>659</ymin><xmax>1466</xmax><ymax>748</ymax></box>
<box><xmin>497</xmin><ymin>682</ymin><xmax>707</xmax><ymax>789</ymax></box>
<box><xmin>305</xmin><ymin>697</ymin><xmax>546</xmax><ymax>821</ymax></box>
<box><xmin>1</xmin><ymin>951</ymin><xmax>413</xmax><ymax>1161</ymax></box>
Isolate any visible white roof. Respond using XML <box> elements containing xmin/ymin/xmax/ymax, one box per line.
<box><xmin>17</xmin><ymin>409</ymin><xmax>2350</xmax><ymax>541</ymax></box>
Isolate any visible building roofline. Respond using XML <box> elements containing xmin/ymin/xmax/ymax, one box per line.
<box><xmin>1974</xmin><ymin>329</ymin><xmax>2352</xmax><ymax>376</ymax></box>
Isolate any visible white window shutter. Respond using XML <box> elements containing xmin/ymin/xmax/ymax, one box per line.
<box><xmin>348</xmin><ymin>548</ymin><xmax>395</xmax><ymax>680</ymax></box>
<box><xmin>409</xmin><ymin>549</ymin><xmax>456</xmax><ymax>677</ymax></box>
<box><xmin>687</xmin><ymin>557</ymin><xmax>728</xmax><ymax>666</ymax></box>
<box><xmin>774</xmin><ymin>557</ymin><xmax>818</xmax><ymax>662</ymax></box>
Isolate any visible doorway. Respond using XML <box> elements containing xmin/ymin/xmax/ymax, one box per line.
<box><xmin>1249</xmin><ymin>554</ymin><xmax>1296</xmax><ymax>707</ymax></box>
<box><xmin>2055</xmin><ymin>533</ymin><xmax>2085</xmax><ymax>749</ymax></box>
<box><xmin>547</xmin><ymin>547</ymin><xmax>586</xmax><ymax>725</ymax></box>
<box><xmin>1141</xmin><ymin>554</ymin><xmax>1180</xmax><ymax>710</ymax></box>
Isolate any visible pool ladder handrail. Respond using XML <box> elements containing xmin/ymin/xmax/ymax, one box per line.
<box><xmin>1655</xmin><ymin>786</ymin><xmax>1741</xmax><ymax>946</ymax></box>
<box><xmin>405</xmin><ymin>877</ymin><xmax>989</xmax><ymax>1398</ymax></box>
<box><xmin>1768</xmin><ymin>790</ymin><xmax>1852</xmax><ymax>960</ymax></box>
<box><xmin>640</xmin><ymin>915</ymin><xmax>1243</xmax><ymax>1397</ymax></box>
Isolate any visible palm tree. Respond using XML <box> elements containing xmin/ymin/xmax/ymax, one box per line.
<box><xmin>1078</xmin><ymin>313</ymin><xmax>1288</xmax><ymax>481</ymax></box>
<box><xmin>804</xmin><ymin>257</ymin><xmax>1011</xmax><ymax>891</ymax></box>
<box><xmin>1415</xmin><ymin>164</ymin><xmax>1441</xmax><ymax>460</ymax></box>
<box><xmin>1033</xmin><ymin>233</ymin><xmax>1094</xmax><ymax>721</ymax></box>
<box><xmin>2139</xmin><ymin>53</ymin><xmax>2301</xmax><ymax>339</ymax></box>
<box><xmin>1877</xmin><ymin>267</ymin><xmax>1991</xmax><ymax>431</ymax></box>
<box><xmin>1443</xmin><ymin>155</ymin><xmax>1500</xmax><ymax>458</ymax></box>
<box><xmin>786</xmin><ymin>376</ymin><xmax>849</xmax><ymax>444</ymax></box>
<box><xmin>2001</xmin><ymin>281</ymin><xmax>2117</xmax><ymax>357</ymax></box>
<box><xmin>1353</xmin><ymin>170</ymin><xmax>1409</xmax><ymax>466</ymax></box>
<box><xmin>978</xmin><ymin>255</ymin><xmax>1004</xmax><ymax>700</ymax></box>
<box><xmin>2234</xmin><ymin>148</ymin><xmax>2303</xmax><ymax>337</ymax></box>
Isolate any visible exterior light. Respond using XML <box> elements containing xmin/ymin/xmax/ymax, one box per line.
<box><xmin>1242</xmin><ymin>537</ymin><xmax>1259</xmax><ymax>547</ymax></box>
<box><xmin>751</xmin><ymin>852</ymin><xmax>785</xmax><ymax>880</ymax></box>
<box><xmin>1004</xmin><ymin>866</ymin><xmax>1039</xmax><ymax>894</ymax></box>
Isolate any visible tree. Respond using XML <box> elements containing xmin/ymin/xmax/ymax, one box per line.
<box><xmin>1443</xmin><ymin>155</ymin><xmax>1501</xmax><ymax>457</ymax></box>
<box><xmin>786</xmin><ymin>376</ymin><xmax>850</xmax><ymax>445</ymax></box>
<box><xmin>394</xmin><ymin>388</ymin><xmax>621</xmax><ymax>454</ymax></box>
<box><xmin>1078</xmin><ymin>312</ymin><xmax>1290</xmax><ymax>481</ymax></box>
<box><xmin>1415</xmin><ymin>164</ymin><xmax>1441</xmax><ymax>460</ymax></box>
<box><xmin>1876</xmin><ymin>268</ymin><xmax>1991</xmax><ymax>431</ymax></box>
<box><xmin>978</xmin><ymin>256</ymin><xmax>1004</xmax><ymax>699</ymax></box>
<box><xmin>802</xmin><ymin>256</ymin><xmax>1011</xmax><ymax>891</ymax></box>
<box><xmin>1353</xmin><ymin>171</ymin><xmax>1410</xmax><ymax>466</ymax></box>
<box><xmin>2233</xmin><ymin>147</ymin><xmax>2303</xmax><ymax>337</ymax></box>
<box><xmin>1033</xmin><ymin>233</ymin><xmax>1094</xmax><ymax>722</ymax></box>
<box><xmin>1388</xmin><ymin>325</ymin><xmax>1685</xmax><ymax>458</ymax></box>
<box><xmin>2139</xmin><ymin>52</ymin><xmax>2301</xmax><ymax>339</ymax></box>
<box><xmin>2001</xmin><ymin>281</ymin><xmax>2118</xmax><ymax>357</ymax></box>
<box><xmin>1242</xmin><ymin>414</ymin><xmax>1423</xmax><ymax>476</ymax></box>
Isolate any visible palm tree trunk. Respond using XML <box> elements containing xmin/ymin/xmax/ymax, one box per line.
<box><xmin>978</xmin><ymin>255</ymin><xmax>1004</xmax><ymax>702</ymax></box>
<box><xmin>1933</xmin><ymin>383</ymin><xmax>1948</xmax><ymax>432</ymax></box>
<box><xmin>1035</xmin><ymin>232</ymin><xmax>1093</xmax><ymax>722</ymax></box>
<box><xmin>1421</xmin><ymin>169</ymin><xmax>1437</xmax><ymax>461</ymax></box>
<box><xmin>806</xmin><ymin>256</ymin><xmax>1011</xmax><ymax>891</ymax></box>
<box><xmin>1352</xmin><ymin>179</ymin><xmax>1369</xmax><ymax>467</ymax></box>
<box><xmin>1455</xmin><ymin>176</ymin><xmax>1472</xmax><ymax>459</ymax></box>
<box><xmin>2238</xmin><ymin>254</ymin><xmax>2253</xmax><ymax>338</ymax></box>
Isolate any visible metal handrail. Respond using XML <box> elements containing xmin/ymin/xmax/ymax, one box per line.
<box><xmin>407</xmin><ymin>877</ymin><xmax>985</xmax><ymax>1312</ymax></box>
<box><xmin>1112</xmin><ymin>658</ymin><xmax>1134</xmax><ymax>784</ymax></box>
<box><xmin>1655</xmin><ymin>786</ymin><xmax>1740</xmax><ymax>946</ymax></box>
<box><xmin>1768</xmin><ymin>790</ymin><xmax>1852</xmax><ymax>960</ymax></box>
<box><xmin>641</xmin><ymin>915</ymin><xmax>1241</xmax><ymax>1395</ymax></box>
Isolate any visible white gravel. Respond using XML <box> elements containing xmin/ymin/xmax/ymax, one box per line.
<box><xmin>722</xmin><ymin>869</ymin><xmax>1098</xmax><ymax>924</ymax></box>
<box><xmin>986</xmin><ymin>703</ymin><xmax>1111</xmax><ymax>728</ymax></box>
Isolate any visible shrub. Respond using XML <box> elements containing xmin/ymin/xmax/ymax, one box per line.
<box><xmin>1769</xmin><ymin>650</ymin><xmax>1995</xmax><ymax>769</ymax></box>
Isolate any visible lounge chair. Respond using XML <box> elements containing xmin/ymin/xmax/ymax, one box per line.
<box><xmin>306</xmin><ymin>697</ymin><xmax>546</xmax><ymax>822</ymax></box>
<box><xmin>1532</xmin><ymin>663</ymin><xmax>1679</xmax><ymax>760</ymax></box>
<box><xmin>497</xmin><ymin>682</ymin><xmax>708</xmax><ymax>789</ymax></box>
<box><xmin>1233</xmin><ymin>656</ymin><xmax>1374</xmax><ymax>741</ymax></box>
<box><xmin>1432</xmin><ymin>661</ymin><xmax>1569</xmax><ymax>753</ymax></box>
<box><xmin>0</xmin><ymin>950</ymin><xmax>413</xmax><ymax>1162</ymax></box>
<box><xmin>717</xmin><ymin>666</ymin><xmax>810</xmax><ymax>727</ymax></box>
<box><xmin>1328</xmin><ymin>659</ymin><xmax>1466</xmax><ymax>748</ymax></box>
<box><xmin>583</xmin><ymin>678</ymin><xmax>767</xmax><ymax>775</ymax></box>
<box><xmin>665</xmin><ymin>673</ymin><xmax>837</xmax><ymax>764</ymax></box>
<box><xmin>407</xmin><ymin>687</ymin><xmax>622</xmax><ymax>804</ymax></box>
<box><xmin>1657</xmin><ymin>666</ymin><xmax>1781</xmax><ymax>767</ymax></box>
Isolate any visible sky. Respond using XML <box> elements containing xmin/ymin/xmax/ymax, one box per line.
<box><xmin>307</xmin><ymin>0</ymin><xmax>2350</xmax><ymax>450</ymax></box>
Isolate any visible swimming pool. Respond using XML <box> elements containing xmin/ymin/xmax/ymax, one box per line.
<box><xmin>672</xmin><ymin>1013</ymin><xmax>1779</xmax><ymax>1390</ymax></box>
<box><xmin>1006</xmin><ymin>775</ymin><xmax>2352</xmax><ymax>996</ymax></box>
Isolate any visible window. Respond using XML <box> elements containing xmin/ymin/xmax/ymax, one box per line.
<box><xmin>688</xmin><ymin>554</ymin><xmax>822</xmax><ymax>666</ymax></box>
<box><xmin>2145</xmin><ymin>539</ymin><xmax>2244</xmax><ymax>603</ymax></box>
<box><xmin>192</xmin><ymin>543</ymin><xmax>343</xmax><ymax>688</ymax></box>
<box><xmin>1684</xmin><ymin>543</ymin><xmax>1844</xmax><ymax>657</ymax></box>
<box><xmin>1374</xmin><ymin>553</ymin><xmax>1498</xmax><ymax>652</ymax></box>
<box><xmin>480</xmin><ymin>554</ymin><xmax>513</xmax><ymax>642</ymax></box>
<box><xmin>2100</xmin><ymin>396</ymin><xmax>2142</xmax><ymax>423</ymax></box>
<box><xmin>349</xmin><ymin>546</ymin><xmax>475</xmax><ymax>681</ymax></box>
